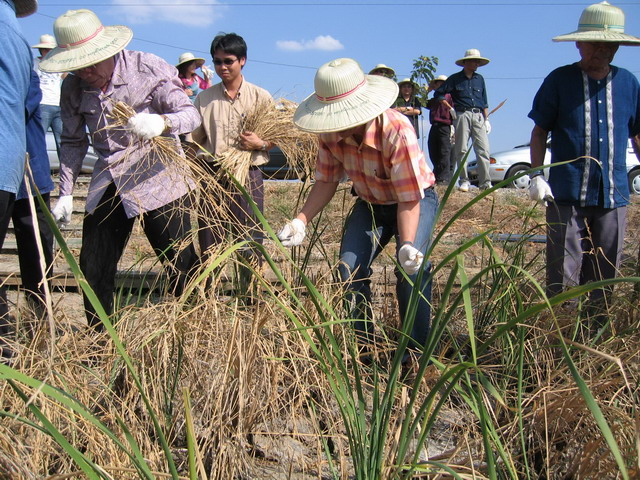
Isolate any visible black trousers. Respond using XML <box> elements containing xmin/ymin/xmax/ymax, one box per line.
<box><xmin>12</xmin><ymin>193</ymin><xmax>54</xmax><ymax>312</ymax></box>
<box><xmin>0</xmin><ymin>191</ymin><xmax>15</xmax><ymax>355</ymax></box>
<box><xmin>428</xmin><ymin>123</ymin><xmax>453</xmax><ymax>184</ymax></box>
<box><xmin>79</xmin><ymin>183</ymin><xmax>198</xmax><ymax>328</ymax></box>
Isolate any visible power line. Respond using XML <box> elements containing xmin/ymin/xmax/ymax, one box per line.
<box><xmin>40</xmin><ymin>2</ymin><xmax>640</xmax><ymax>5</ymax></box>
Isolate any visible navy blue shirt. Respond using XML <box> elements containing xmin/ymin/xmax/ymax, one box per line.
<box><xmin>435</xmin><ymin>70</ymin><xmax>488</xmax><ymax>111</ymax></box>
<box><xmin>529</xmin><ymin>63</ymin><xmax>640</xmax><ymax>208</ymax></box>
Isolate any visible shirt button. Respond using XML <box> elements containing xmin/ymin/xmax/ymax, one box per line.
<box><xmin>599</xmin><ymin>119</ymin><xmax>603</xmax><ymax>123</ymax></box>
<box><xmin>599</xmin><ymin>138</ymin><xmax>603</xmax><ymax>142</ymax></box>
<box><xmin>598</xmin><ymin>100</ymin><xmax>602</xmax><ymax>104</ymax></box>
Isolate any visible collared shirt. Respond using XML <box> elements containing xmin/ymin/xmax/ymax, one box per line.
<box><xmin>315</xmin><ymin>108</ymin><xmax>435</xmax><ymax>205</ymax></box>
<box><xmin>436</xmin><ymin>70</ymin><xmax>488</xmax><ymax>111</ymax></box>
<box><xmin>191</xmin><ymin>79</ymin><xmax>273</xmax><ymax>167</ymax></box>
<box><xmin>427</xmin><ymin>92</ymin><xmax>454</xmax><ymax>125</ymax></box>
<box><xmin>59</xmin><ymin>49</ymin><xmax>201</xmax><ymax>218</ymax></box>
<box><xmin>19</xmin><ymin>69</ymin><xmax>54</xmax><ymax>200</ymax></box>
<box><xmin>0</xmin><ymin>0</ymin><xmax>32</xmax><ymax>194</ymax></box>
<box><xmin>529</xmin><ymin>63</ymin><xmax>640</xmax><ymax>208</ymax></box>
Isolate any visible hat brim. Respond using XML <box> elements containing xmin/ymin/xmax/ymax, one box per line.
<box><xmin>32</xmin><ymin>42</ymin><xmax>56</xmax><ymax>49</ymax></box>
<box><xmin>552</xmin><ymin>30</ymin><xmax>640</xmax><ymax>46</ymax></box>
<box><xmin>15</xmin><ymin>0</ymin><xmax>37</xmax><ymax>17</ymax></box>
<box><xmin>455</xmin><ymin>56</ymin><xmax>490</xmax><ymax>67</ymax></box>
<box><xmin>294</xmin><ymin>75</ymin><xmax>399</xmax><ymax>133</ymax></box>
<box><xmin>176</xmin><ymin>57</ymin><xmax>206</xmax><ymax>68</ymax></box>
<box><xmin>38</xmin><ymin>25</ymin><xmax>133</xmax><ymax>72</ymax></box>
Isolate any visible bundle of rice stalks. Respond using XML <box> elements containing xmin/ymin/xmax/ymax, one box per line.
<box><xmin>211</xmin><ymin>98</ymin><xmax>318</xmax><ymax>186</ymax></box>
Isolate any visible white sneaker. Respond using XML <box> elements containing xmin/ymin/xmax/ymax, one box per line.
<box><xmin>458</xmin><ymin>181</ymin><xmax>470</xmax><ymax>192</ymax></box>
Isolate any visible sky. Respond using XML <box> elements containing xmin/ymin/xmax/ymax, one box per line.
<box><xmin>18</xmin><ymin>0</ymin><xmax>640</xmax><ymax>155</ymax></box>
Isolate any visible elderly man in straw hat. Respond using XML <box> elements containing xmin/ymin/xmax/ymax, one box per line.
<box><xmin>0</xmin><ymin>0</ymin><xmax>38</xmax><ymax>361</ymax></box>
<box><xmin>434</xmin><ymin>49</ymin><xmax>493</xmax><ymax>192</ymax></box>
<box><xmin>31</xmin><ymin>34</ymin><xmax>66</xmax><ymax>158</ymax></box>
<box><xmin>427</xmin><ymin>74</ymin><xmax>455</xmax><ymax>184</ymax></box>
<box><xmin>278</xmin><ymin>58</ymin><xmax>438</xmax><ymax>369</ymax></box>
<box><xmin>528</xmin><ymin>1</ymin><xmax>640</xmax><ymax>333</ymax></box>
<box><xmin>40</xmin><ymin>9</ymin><xmax>201</xmax><ymax>330</ymax></box>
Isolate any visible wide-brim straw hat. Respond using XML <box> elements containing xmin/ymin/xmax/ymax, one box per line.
<box><xmin>552</xmin><ymin>1</ymin><xmax>640</xmax><ymax>46</ymax></box>
<box><xmin>398</xmin><ymin>77</ymin><xmax>417</xmax><ymax>89</ymax></box>
<box><xmin>429</xmin><ymin>74</ymin><xmax>448</xmax><ymax>87</ymax></box>
<box><xmin>368</xmin><ymin>63</ymin><xmax>395</xmax><ymax>77</ymax></box>
<box><xmin>38</xmin><ymin>9</ymin><xmax>133</xmax><ymax>73</ymax></box>
<box><xmin>455</xmin><ymin>48</ymin><xmax>490</xmax><ymax>67</ymax></box>
<box><xmin>176</xmin><ymin>52</ymin><xmax>205</xmax><ymax>68</ymax></box>
<box><xmin>14</xmin><ymin>0</ymin><xmax>37</xmax><ymax>18</ymax></box>
<box><xmin>294</xmin><ymin>58</ymin><xmax>399</xmax><ymax>133</ymax></box>
<box><xmin>31</xmin><ymin>34</ymin><xmax>56</xmax><ymax>49</ymax></box>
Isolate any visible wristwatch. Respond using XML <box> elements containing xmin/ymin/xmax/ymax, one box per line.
<box><xmin>261</xmin><ymin>142</ymin><xmax>267</xmax><ymax>151</ymax></box>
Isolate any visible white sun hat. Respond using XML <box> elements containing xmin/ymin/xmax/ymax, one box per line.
<box><xmin>38</xmin><ymin>9</ymin><xmax>133</xmax><ymax>73</ymax></box>
<box><xmin>176</xmin><ymin>52</ymin><xmax>206</xmax><ymax>68</ymax></box>
<box><xmin>552</xmin><ymin>1</ymin><xmax>640</xmax><ymax>45</ymax></box>
<box><xmin>14</xmin><ymin>0</ymin><xmax>37</xmax><ymax>18</ymax></box>
<box><xmin>455</xmin><ymin>49</ymin><xmax>490</xmax><ymax>67</ymax></box>
<box><xmin>31</xmin><ymin>34</ymin><xmax>56</xmax><ymax>49</ymax></box>
<box><xmin>368</xmin><ymin>63</ymin><xmax>395</xmax><ymax>78</ymax></box>
<box><xmin>429</xmin><ymin>74</ymin><xmax>448</xmax><ymax>87</ymax></box>
<box><xmin>294</xmin><ymin>58</ymin><xmax>399</xmax><ymax>133</ymax></box>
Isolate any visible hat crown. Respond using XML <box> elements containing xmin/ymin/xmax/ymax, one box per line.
<box><xmin>53</xmin><ymin>9</ymin><xmax>105</xmax><ymax>49</ymax></box>
<box><xmin>314</xmin><ymin>58</ymin><xmax>366</xmax><ymax>104</ymax></box>
<box><xmin>178</xmin><ymin>52</ymin><xmax>196</xmax><ymax>64</ymax></box>
<box><xmin>577</xmin><ymin>1</ymin><xmax>625</xmax><ymax>32</ymax></box>
<box><xmin>39</xmin><ymin>34</ymin><xmax>56</xmax><ymax>45</ymax></box>
<box><xmin>464</xmin><ymin>48</ymin><xmax>482</xmax><ymax>57</ymax></box>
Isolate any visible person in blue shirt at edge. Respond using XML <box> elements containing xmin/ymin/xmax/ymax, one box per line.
<box><xmin>434</xmin><ymin>49</ymin><xmax>492</xmax><ymax>192</ymax></box>
<box><xmin>528</xmin><ymin>1</ymin><xmax>640</xmax><ymax>336</ymax></box>
<box><xmin>0</xmin><ymin>0</ymin><xmax>38</xmax><ymax>363</ymax></box>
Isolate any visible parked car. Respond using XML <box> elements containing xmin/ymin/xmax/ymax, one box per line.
<box><xmin>467</xmin><ymin>140</ymin><xmax>640</xmax><ymax>194</ymax></box>
<box><xmin>260</xmin><ymin>146</ymin><xmax>308</xmax><ymax>180</ymax></box>
<box><xmin>46</xmin><ymin>131</ymin><xmax>98</xmax><ymax>174</ymax></box>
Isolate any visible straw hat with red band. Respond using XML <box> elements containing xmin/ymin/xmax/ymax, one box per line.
<box><xmin>38</xmin><ymin>9</ymin><xmax>133</xmax><ymax>73</ymax></box>
<box><xmin>14</xmin><ymin>0</ymin><xmax>37</xmax><ymax>18</ymax></box>
<box><xmin>294</xmin><ymin>58</ymin><xmax>399</xmax><ymax>133</ymax></box>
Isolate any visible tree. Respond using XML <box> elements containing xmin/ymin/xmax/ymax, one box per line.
<box><xmin>409</xmin><ymin>55</ymin><xmax>438</xmax><ymax>107</ymax></box>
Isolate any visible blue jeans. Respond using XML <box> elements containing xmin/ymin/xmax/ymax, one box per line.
<box><xmin>40</xmin><ymin>104</ymin><xmax>62</xmax><ymax>157</ymax></box>
<box><xmin>338</xmin><ymin>188</ymin><xmax>438</xmax><ymax>350</ymax></box>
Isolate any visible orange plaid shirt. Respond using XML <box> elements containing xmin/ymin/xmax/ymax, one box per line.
<box><xmin>315</xmin><ymin>108</ymin><xmax>435</xmax><ymax>205</ymax></box>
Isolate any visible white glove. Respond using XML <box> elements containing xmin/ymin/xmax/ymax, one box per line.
<box><xmin>277</xmin><ymin>218</ymin><xmax>306</xmax><ymax>247</ymax></box>
<box><xmin>398</xmin><ymin>243</ymin><xmax>424</xmax><ymax>275</ymax></box>
<box><xmin>484</xmin><ymin>118</ymin><xmax>492</xmax><ymax>134</ymax></box>
<box><xmin>201</xmin><ymin>65</ymin><xmax>214</xmax><ymax>80</ymax></box>
<box><xmin>449</xmin><ymin>108</ymin><xmax>457</xmax><ymax>121</ymax></box>
<box><xmin>52</xmin><ymin>195</ymin><xmax>73</xmax><ymax>226</ymax></box>
<box><xmin>127</xmin><ymin>113</ymin><xmax>165</xmax><ymax>140</ymax></box>
<box><xmin>529</xmin><ymin>175</ymin><xmax>554</xmax><ymax>204</ymax></box>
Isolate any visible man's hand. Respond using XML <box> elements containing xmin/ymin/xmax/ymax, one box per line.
<box><xmin>239</xmin><ymin>131</ymin><xmax>266</xmax><ymax>151</ymax></box>
<box><xmin>277</xmin><ymin>218</ymin><xmax>306</xmax><ymax>247</ymax></box>
<box><xmin>398</xmin><ymin>243</ymin><xmax>424</xmax><ymax>275</ymax></box>
<box><xmin>529</xmin><ymin>175</ymin><xmax>554</xmax><ymax>205</ymax></box>
<box><xmin>484</xmin><ymin>118</ymin><xmax>492</xmax><ymax>134</ymax></box>
<box><xmin>127</xmin><ymin>113</ymin><xmax>166</xmax><ymax>140</ymax></box>
<box><xmin>52</xmin><ymin>195</ymin><xmax>73</xmax><ymax>226</ymax></box>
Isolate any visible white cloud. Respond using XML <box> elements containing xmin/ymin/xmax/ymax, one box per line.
<box><xmin>111</xmin><ymin>0</ymin><xmax>225</xmax><ymax>27</ymax></box>
<box><xmin>277</xmin><ymin>35</ymin><xmax>344</xmax><ymax>52</ymax></box>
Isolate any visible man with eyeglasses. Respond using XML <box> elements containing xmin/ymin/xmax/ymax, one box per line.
<box><xmin>40</xmin><ymin>9</ymin><xmax>201</xmax><ymax>330</ymax></box>
<box><xmin>192</xmin><ymin>32</ymin><xmax>274</xmax><ymax>291</ymax></box>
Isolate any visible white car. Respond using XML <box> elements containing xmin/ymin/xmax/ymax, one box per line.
<box><xmin>46</xmin><ymin>131</ymin><xmax>98</xmax><ymax>174</ymax></box>
<box><xmin>467</xmin><ymin>140</ymin><xmax>640</xmax><ymax>194</ymax></box>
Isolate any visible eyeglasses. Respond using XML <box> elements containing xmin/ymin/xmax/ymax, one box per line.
<box><xmin>213</xmin><ymin>58</ymin><xmax>238</xmax><ymax>66</ymax></box>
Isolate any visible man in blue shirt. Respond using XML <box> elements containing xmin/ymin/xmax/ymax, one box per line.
<box><xmin>435</xmin><ymin>49</ymin><xmax>492</xmax><ymax>192</ymax></box>
<box><xmin>0</xmin><ymin>0</ymin><xmax>38</xmax><ymax>362</ymax></box>
<box><xmin>528</xmin><ymin>1</ymin><xmax>640</xmax><ymax>332</ymax></box>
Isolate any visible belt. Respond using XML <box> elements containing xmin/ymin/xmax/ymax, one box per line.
<box><xmin>456</xmin><ymin>107</ymin><xmax>482</xmax><ymax>114</ymax></box>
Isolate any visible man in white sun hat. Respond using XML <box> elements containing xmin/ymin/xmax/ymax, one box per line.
<box><xmin>278</xmin><ymin>58</ymin><xmax>438</xmax><ymax>368</ymax></box>
<box><xmin>39</xmin><ymin>9</ymin><xmax>201</xmax><ymax>330</ymax></box>
<box><xmin>528</xmin><ymin>1</ymin><xmax>640</xmax><ymax>333</ymax></box>
<box><xmin>434</xmin><ymin>49</ymin><xmax>492</xmax><ymax>192</ymax></box>
<box><xmin>31</xmin><ymin>34</ymin><xmax>66</xmax><ymax>157</ymax></box>
<box><xmin>0</xmin><ymin>0</ymin><xmax>38</xmax><ymax>362</ymax></box>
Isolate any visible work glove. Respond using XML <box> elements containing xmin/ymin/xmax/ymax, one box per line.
<box><xmin>529</xmin><ymin>175</ymin><xmax>554</xmax><ymax>205</ymax></box>
<box><xmin>277</xmin><ymin>218</ymin><xmax>306</xmax><ymax>247</ymax></box>
<box><xmin>449</xmin><ymin>108</ymin><xmax>457</xmax><ymax>121</ymax></box>
<box><xmin>51</xmin><ymin>195</ymin><xmax>73</xmax><ymax>226</ymax></box>
<box><xmin>484</xmin><ymin>118</ymin><xmax>492</xmax><ymax>134</ymax></box>
<box><xmin>398</xmin><ymin>243</ymin><xmax>424</xmax><ymax>275</ymax></box>
<box><xmin>127</xmin><ymin>113</ymin><xmax>165</xmax><ymax>141</ymax></box>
